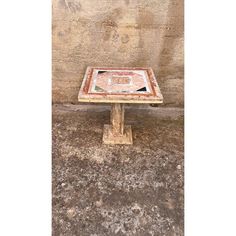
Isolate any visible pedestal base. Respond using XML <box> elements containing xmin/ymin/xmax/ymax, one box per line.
<box><xmin>103</xmin><ymin>124</ymin><xmax>133</xmax><ymax>145</ymax></box>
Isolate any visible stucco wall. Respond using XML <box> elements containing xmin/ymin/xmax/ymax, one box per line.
<box><xmin>52</xmin><ymin>0</ymin><xmax>184</xmax><ymax>106</ymax></box>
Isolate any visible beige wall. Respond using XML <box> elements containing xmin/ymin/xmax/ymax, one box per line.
<box><xmin>52</xmin><ymin>0</ymin><xmax>184</xmax><ymax>106</ymax></box>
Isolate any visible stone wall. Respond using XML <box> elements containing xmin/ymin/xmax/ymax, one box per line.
<box><xmin>52</xmin><ymin>0</ymin><xmax>184</xmax><ymax>106</ymax></box>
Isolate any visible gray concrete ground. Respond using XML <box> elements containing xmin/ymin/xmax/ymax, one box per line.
<box><xmin>52</xmin><ymin>104</ymin><xmax>184</xmax><ymax>236</ymax></box>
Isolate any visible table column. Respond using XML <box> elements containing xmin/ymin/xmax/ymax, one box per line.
<box><xmin>111</xmin><ymin>103</ymin><xmax>124</xmax><ymax>135</ymax></box>
<box><xmin>102</xmin><ymin>103</ymin><xmax>133</xmax><ymax>144</ymax></box>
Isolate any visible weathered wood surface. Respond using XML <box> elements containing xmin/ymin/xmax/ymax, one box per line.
<box><xmin>52</xmin><ymin>0</ymin><xmax>184</xmax><ymax>106</ymax></box>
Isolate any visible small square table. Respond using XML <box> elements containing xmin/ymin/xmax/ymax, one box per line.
<box><xmin>78</xmin><ymin>67</ymin><xmax>163</xmax><ymax>144</ymax></box>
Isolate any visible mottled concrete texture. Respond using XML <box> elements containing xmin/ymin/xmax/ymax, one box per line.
<box><xmin>52</xmin><ymin>104</ymin><xmax>184</xmax><ymax>235</ymax></box>
<box><xmin>52</xmin><ymin>0</ymin><xmax>184</xmax><ymax>106</ymax></box>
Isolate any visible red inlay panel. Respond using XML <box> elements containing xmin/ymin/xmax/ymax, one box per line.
<box><xmin>79</xmin><ymin>67</ymin><xmax>163</xmax><ymax>104</ymax></box>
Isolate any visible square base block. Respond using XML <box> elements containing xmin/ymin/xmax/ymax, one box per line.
<box><xmin>103</xmin><ymin>124</ymin><xmax>133</xmax><ymax>145</ymax></box>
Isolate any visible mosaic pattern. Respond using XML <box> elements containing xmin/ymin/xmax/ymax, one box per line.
<box><xmin>90</xmin><ymin>70</ymin><xmax>151</xmax><ymax>94</ymax></box>
<box><xmin>78</xmin><ymin>67</ymin><xmax>163</xmax><ymax>104</ymax></box>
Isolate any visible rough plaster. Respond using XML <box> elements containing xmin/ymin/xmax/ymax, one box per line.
<box><xmin>52</xmin><ymin>0</ymin><xmax>184</xmax><ymax>106</ymax></box>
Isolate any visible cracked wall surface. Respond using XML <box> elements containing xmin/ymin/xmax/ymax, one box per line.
<box><xmin>52</xmin><ymin>0</ymin><xmax>184</xmax><ymax>106</ymax></box>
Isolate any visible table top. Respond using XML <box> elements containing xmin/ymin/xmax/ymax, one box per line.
<box><xmin>78</xmin><ymin>67</ymin><xmax>163</xmax><ymax>104</ymax></box>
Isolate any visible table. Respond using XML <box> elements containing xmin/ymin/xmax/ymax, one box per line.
<box><xmin>78</xmin><ymin>67</ymin><xmax>163</xmax><ymax>144</ymax></box>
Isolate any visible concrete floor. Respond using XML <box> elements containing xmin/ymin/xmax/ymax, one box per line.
<box><xmin>52</xmin><ymin>104</ymin><xmax>184</xmax><ymax>236</ymax></box>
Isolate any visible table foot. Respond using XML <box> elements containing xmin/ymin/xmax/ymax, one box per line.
<box><xmin>103</xmin><ymin>124</ymin><xmax>133</xmax><ymax>145</ymax></box>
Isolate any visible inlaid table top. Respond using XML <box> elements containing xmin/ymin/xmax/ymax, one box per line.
<box><xmin>78</xmin><ymin>67</ymin><xmax>163</xmax><ymax>104</ymax></box>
